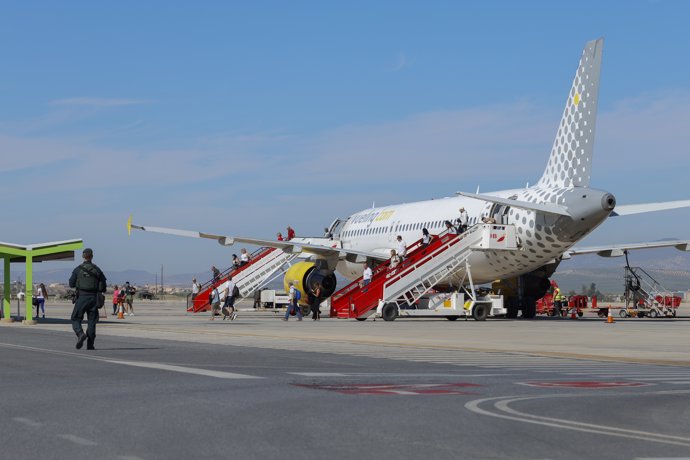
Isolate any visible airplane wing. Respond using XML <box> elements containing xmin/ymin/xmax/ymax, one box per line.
<box><xmin>564</xmin><ymin>240</ymin><xmax>690</xmax><ymax>258</ymax></box>
<box><xmin>127</xmin><ymin>218</ymin><xmax>388</xmax><ymax>263</ymax></box>
<box><xmin>456</xmin><ymin>192</ymin><xmax>571</xmax><ymax>217</ymax></box>
<box><xmin>610</xmin><ymin>199</ymin><xmax>690</xmax><ymax>216</ymax></box>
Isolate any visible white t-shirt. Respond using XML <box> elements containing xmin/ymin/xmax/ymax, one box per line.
<box><xmin>240</xmin><ymin>252</ymin><xmax>250</xmax><ymax>263</ymax></box>
<box><xmin>192</xmin><ymin>283</ymin><xmax>200</xmax><ymax>294</ymax></box>
<box><xmin>211</xmin><ymin>288</ymin><xmax>220</xmax><ymax>305</ymax></box>
<box><xmin>459</xmin><ymin>210</ymin><xmax>468</xmax><ymax>225</ymax></box>
<box><xmin>227</xmin><ymin>280</ymin><xmax>236</xmax><ymax>297</ymax></box>
<box><xmin>289</xmin><ymin>285</ymin><xmax>296</xmax><ymax>300</ymax></box>
<box><xmin>396</xmin><ymin>239</ymin><xmax>407</xmax><ymax>258</ymax></box>
<box><xmin>36</xmin><ymin>287</ymin><xmax>45</xmax><ymax>299</ymax></box>
<box><xmin>363</xmin><ymin>267</ymin><xmax>373</xmax><ymax>281</ymax></box>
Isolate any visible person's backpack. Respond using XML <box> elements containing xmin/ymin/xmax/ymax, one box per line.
<box><xmin>232</xmin><ymin>284</ymin><xmax>240</xmax><ymax>298</ymax></box>
<box><xmin>294</xmin><ymin>289</ymin><xmax>301</xmax><ymax>301</ymax></box>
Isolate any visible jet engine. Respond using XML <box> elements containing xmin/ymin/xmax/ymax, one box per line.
<box><xmin>283</xmin><ymin>260</ymin><xmax>337</xmax><ymax>304</ymax></box>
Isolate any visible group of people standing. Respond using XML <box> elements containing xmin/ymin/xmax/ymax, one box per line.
<box><xmin>111</xmin><ymin>282</ymin><xmax>136</xmax><ymax>316</ymax></box>
<box><xmin>276</xmin><ymin>225</ymin><xmax>296</xmax><ymax>242</ymax></box>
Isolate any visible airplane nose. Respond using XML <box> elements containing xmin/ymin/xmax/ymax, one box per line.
<box><xmin>602</xmin><ymin>193</ymin><xmax>616</xmax><ymax>211</ymax></box>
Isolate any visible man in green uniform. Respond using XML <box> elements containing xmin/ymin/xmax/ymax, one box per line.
<box><xmin>69</xmin><ymin>248</ymin><xmax>107</xmax><ymax>350</ymax></box>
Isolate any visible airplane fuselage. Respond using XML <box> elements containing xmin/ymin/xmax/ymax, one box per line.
<box><xmin>335</xmin><ymin>185</ymin><xmax>616</xmax><ymax>284</ymax></box>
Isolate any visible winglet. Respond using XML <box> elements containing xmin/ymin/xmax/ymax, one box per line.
<box><xmin>127</xmin><ymin>214</ymin><xmax>132</xmax><ymax>237</ymax></box>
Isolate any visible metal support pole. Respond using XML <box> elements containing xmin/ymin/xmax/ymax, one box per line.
<box><xmin>24</xmin><ymin>254</ymin><xmax>35</xmax><ymax>324</ymax></box>
<box><xmin>2</xmin><ymin>257</ymin><xmax>12</xmax><ymax>322</ymax></box>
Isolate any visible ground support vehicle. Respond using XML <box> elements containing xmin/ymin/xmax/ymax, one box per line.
<box><xmin>375</xmin><ymin>292</ymin><xmax>506</xmax><ymax>321</ymax></box>
<box><xmin>259</xmin><ymin>289</ymin><xmax>291</xmax><ymax>309</ymax></box>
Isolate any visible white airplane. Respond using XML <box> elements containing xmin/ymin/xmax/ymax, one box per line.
<box><xmin>129</xmin><ymin>38</ymin><xmax>690</xmax><ymax>318</ymax></box>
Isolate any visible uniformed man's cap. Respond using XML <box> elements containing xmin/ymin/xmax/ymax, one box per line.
<box><xmin>82</xmin><ymin>248</ymin><xmax>93</xmax><ymax>258</ymax></box>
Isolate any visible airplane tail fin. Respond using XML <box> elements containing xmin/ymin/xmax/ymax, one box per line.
<box><xmin>537</xmin><ymin>38</ymin><xmax>603</xmax><ymax>188</ymax></box>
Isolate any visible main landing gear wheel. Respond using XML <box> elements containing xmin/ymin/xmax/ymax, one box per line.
<box><xmin>522</xmin><ymin>301</ymin><xmax>537</xmax><ymax>319</ymax></box>
<box><xmin>382</xmin><ymin>303</ymin><xmax>398</xmax><ymax>322</ymax></box>
<box><xmin>472</xmin><ymin>304</ymin><xmax>489</xmax><ymax>321</ymax></box>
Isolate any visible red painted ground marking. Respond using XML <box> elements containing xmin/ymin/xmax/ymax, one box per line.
<box><xmin>520</xmin><ymin>381</ymin><xmax>649</xmax><ymax>389</ymax></box>
<box><xmin>293</xmin><ymin>382</ymin><xmax>482</xmax><ymax>395</ymax></box>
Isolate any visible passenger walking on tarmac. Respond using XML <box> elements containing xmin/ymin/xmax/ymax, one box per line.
<box><xmin>240</xmin><ymin>248</ymin><xmax>250</xmax><ymax>266</ymax></box>
<box><xmin>209</xmin><ymin>286</ymin><xmax>220</xmax><ymax>320</ymax></box>
<box><xmin>232</xmin><ymin>255</ymin><xmax>240</xmax><ymax>270</ymax></box>
<box><xmin>458</xmin><ymin>208</ymin><xmax>469</xmax><ymax>233</ymax></box>
<box><xmin>112</xmin><ymin>285</ymin><xmax>120</xmax><ymax>315</ymax></box>
<box><xmin>191</xmin><ymin>278</ymin><xmax>200</xmax><ymax>302</ymax></box>
<box><xmin>35</xmin><ymin>283</ymin><xmax>47</xmax><ymax>319</ymax></box>
<box><xmin>389</xmin><ymin>250</ymin><xmax>401</xmax><ymax>269</ymax></box>
<box><xmin>310</xmin><ymin>282</ymin><xmax>322</xmax><ymax>320</ymax></box>
<box><xmin>124</xmin><ymin>281</ymin><xmax>136</xmax><ymax>316</ymax></box>
<box><xmin>396</xmin><ymin>235</ymin><xmax>407</xmax><ymax>259</ymax></box>
<box><xmin>69</xmin><ymin>248</ymin><xmax>107</xmax><ymax>351</ymax></box>
<box><xmin>211</xmin><ymin>265</ymin><xmax>221</xmax><ymax>283</ymax></box>
<box><xmin>222</xmin><ymin>277</ymin><xmax>238</xmax><ymax>320</ymax></box>
<box><xmin>277</xmin><ymin>232</ymin><xmax>284</xmax><ymax>241</ymax></box>
<box><xmin>286</xmin><ymin>226</ymin><xmax>295</xmax><ymax>241</ymax></box>
<box><xmin>421</xmin><ymin>228</ymin><xmax>431</xmax><ymax>246</ymax></box>
<box><xmin>283</xmin><ymin>281</ymin><xmax>303</xmax><ymax>321</ymax></box>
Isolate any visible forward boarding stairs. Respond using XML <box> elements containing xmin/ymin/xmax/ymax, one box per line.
<box><xmin>189</xmin><ymin>247</ymin><xmax>298</xmax><ymax>313</ymax></box>
<box><xmin>624</xmin><ymin>266</ymin><xmax>679</xmax><ymax>317</ymax></box>
<box><xmin>330</xmin><ymin>223</ymin><xmax>519</xmax><ymax>319</ymax></box>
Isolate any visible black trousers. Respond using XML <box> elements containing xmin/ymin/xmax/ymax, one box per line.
<box><xmin>71</xmin><ymin>295</ymin><xmax>99</xmax><ymax>344</ymax></box>
<box><xmin>311</xmin><ymin>299</ymin><xmax>321</xmax><ymax>319</ymax></box>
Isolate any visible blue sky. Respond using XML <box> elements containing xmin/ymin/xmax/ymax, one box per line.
<box><xmin>2</xmin><ymin>0</ymin><xmax>690</xmax><ymax>276</ymax></box>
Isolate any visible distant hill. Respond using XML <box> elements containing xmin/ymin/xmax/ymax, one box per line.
<box><xmin>9</xmin><ymin>268</ymin><xmax>208</xmax><ymax>288</ymax></box>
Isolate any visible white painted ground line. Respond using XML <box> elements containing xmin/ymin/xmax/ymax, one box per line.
<box><xmin>13</xmin><ymin>417</ymin><xmax>43</xmax><ymax>427</ymax></box>
<box><xmin>57</xmin><ymin>434</ymin><xmax>99</xmax><ymax>446</ymax></box>
<box><xmin>289</xmin><ymin>372</ymin><xmax>507</xmax><ymax>377</ymax></box>
<box><xmin>104</xmin><ymin>359</ymin><xmax>264</xmax><ymax>379</ymax></box>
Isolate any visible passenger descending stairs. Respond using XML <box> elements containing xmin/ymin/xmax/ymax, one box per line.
<box><xmin>330</xmin><ymin>223</ymin><xmax>518</xmax><ymax>319</ymax></box>
<box><xmin>190</xmin><ymin>247</ymin><xmax>298</xmax><ymax>313</ymax></box>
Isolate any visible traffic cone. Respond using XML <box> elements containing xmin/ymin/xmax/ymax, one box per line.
<box><xmin>117</xmin><ymin>304</ymin><xmax>125</xmax><ymax>320</ymax></box>
<box><xmin>606</xmin><ymin>306</ymin><xmax>615</xmax><ymax>324</ymax></box>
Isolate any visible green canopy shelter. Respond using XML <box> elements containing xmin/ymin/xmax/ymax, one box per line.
<box><xmin>0</xmin><ymin>239</ymin><xmax>83</xmax><ymax>323</ymax></box>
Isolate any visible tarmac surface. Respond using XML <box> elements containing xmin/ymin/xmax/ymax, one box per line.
<box><xmin>1</xmin><ymin>300</ymin><xmax>690</xmax><ymax>459</ymax></box>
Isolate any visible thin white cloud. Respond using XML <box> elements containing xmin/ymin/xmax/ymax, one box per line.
<box><xmin>389</xmin><ymin>51</ymin><xmax>410</xmax><ymax>72</ymax></box>
<box><xmin>50</xmin><ymin>97</ymin><xmax>151</xmax><ymax>107</ymax></box>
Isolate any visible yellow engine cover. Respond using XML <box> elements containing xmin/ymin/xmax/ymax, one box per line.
<box><xmin>283</xmin><ymin>261</ymin><xmax>315</xmax><ymax>304</ymax></box>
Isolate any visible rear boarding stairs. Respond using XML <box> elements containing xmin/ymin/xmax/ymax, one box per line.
<box><xmin>188</xmin><ymin>247</ymin><xmax>298</xmax><ymax>313</ymax></box>
<box><xmin>623</xmin><ymin>265</ymin><xmax>679</xmax><ymax>318</ymax></box>
<box><xmin>330</xmin><ymin>223</ymin><xmax>519</xmax><ymax>321</ymax></box>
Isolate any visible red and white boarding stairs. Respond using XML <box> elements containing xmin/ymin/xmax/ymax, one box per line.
<box><xmin>330</xmin><ymin>223</ymin><xmax>519</xmax><ymax>321</ymax></box>
<box><xmin>189</xmin><ymin>247</ymin><xmax>298</xmax><ymax>313</ymax></box>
